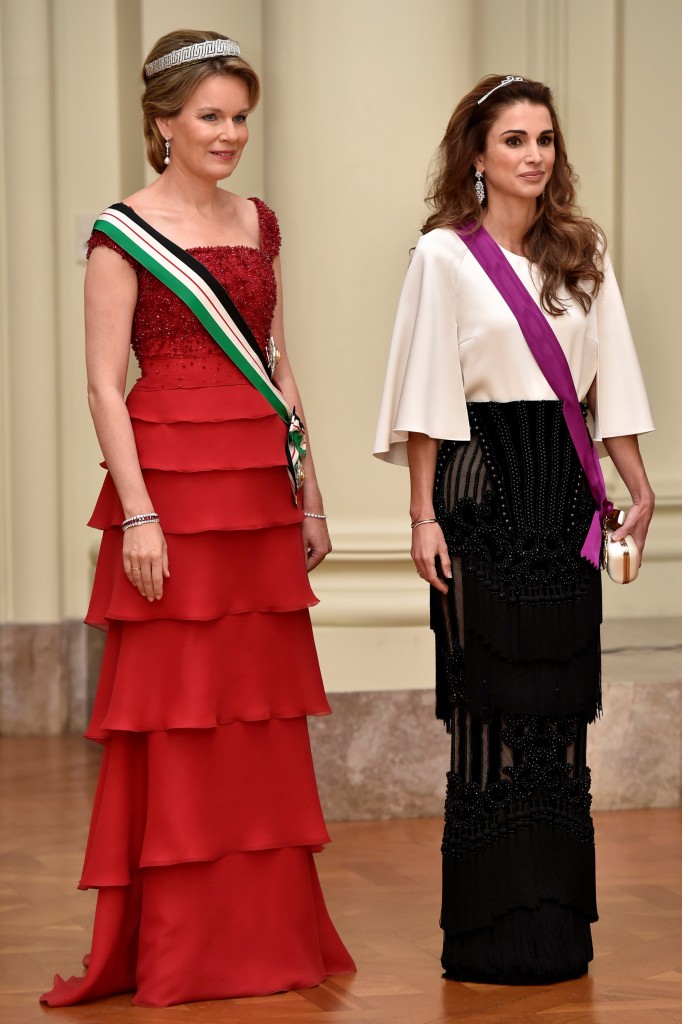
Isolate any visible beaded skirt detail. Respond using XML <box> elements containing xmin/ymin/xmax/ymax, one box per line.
<box><xmin>432</xmin><ymin>400</ymin><xmax>601</xmax><ymax>985</ymax></box>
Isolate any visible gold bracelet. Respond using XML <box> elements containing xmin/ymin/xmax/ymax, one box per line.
<box><xmin>411</xmin><ymin>517</ymin><xmax>438</xmax><ymax>529</ymax></box>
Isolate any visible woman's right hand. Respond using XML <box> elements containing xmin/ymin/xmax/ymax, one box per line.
<box><xmin>411</xmin><ymin>521</ymin><xmax>452</xmax><ymax>595</ymax></box>
<box><xmin>123</xmin><ymin>523</ymin><xmax>170</xmax><ymax>601</ymax></box>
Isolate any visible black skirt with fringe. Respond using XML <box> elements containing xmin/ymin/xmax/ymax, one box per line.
<box><xmin>432</xmin><ymin>400</ymin><xmax>601</xmax><ymax>985</ymax></box>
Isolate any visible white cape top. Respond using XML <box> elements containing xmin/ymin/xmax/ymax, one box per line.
<box><xmin>374</xmin><ymin>228</ymin><xmax>654</xmax><ymax>465</ymax></box>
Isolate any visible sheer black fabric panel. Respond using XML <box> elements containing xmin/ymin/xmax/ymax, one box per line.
<box><xmin>432</xmin><ymin>401</ymin><xmax>602</xmax><ymax>726</ymax></box>
<box><xmin>431</xmin><ymin>401</ymin><xmax>601</xmax><ymax>985</ymax></box>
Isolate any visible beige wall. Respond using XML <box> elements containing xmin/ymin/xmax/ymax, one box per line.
<box><xmin>1</xmin><ymin>1</ymin><xmax>680</xmax><ymax>698</ymax></box>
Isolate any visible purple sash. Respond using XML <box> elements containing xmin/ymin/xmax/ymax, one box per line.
<box><xmin>458</xmin><ymin>225</ymin><xmax>609</xmax><ymax>567</ymax></box>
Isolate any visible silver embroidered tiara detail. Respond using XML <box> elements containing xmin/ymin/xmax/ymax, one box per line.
<box><xmin>477</xmin><ymin>75</ymin><xmax>524</xmax><ymax>105</ymax></box>
<box><xmin>145</xmin><ymin>38</ymin><xmax>240</xmax><ymax>78</ymax></box>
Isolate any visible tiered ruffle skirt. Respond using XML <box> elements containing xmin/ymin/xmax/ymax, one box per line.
<box><xmin>41</xmin><ymin>364</ymin><xmax>354</xmax><ymax>1007</ymax></box>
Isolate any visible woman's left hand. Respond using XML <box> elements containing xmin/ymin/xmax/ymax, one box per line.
<box><xmin>302</xmin><ymin>516</ymin><xmax>332</xmax><ymax>572</ymax></box>
<box><xmin>600</xmin><ymin>435</ymin><xmax>655</xmax><ymax>564</ymax></box>
<box><xmin>611</xmin><ymin>492</ymin><xmax>655</xmax><ymax>560</ymax></box>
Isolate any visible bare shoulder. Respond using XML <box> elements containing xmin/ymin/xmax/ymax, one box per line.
<box><xmin>194</xmin><ymin>189</ymin><xmax>261</xmax><ymax>248</ymax></box>
<box><xmin>120</xmin><ymin>183</ymin><xmax>163</xmax><ymax>218</ymax></box>
<box><xmin>119</xmin><ymin>183</ymin><xmax>186</xmax><ymax>238</ymax></box>
<box><xmin>224</xmin><ymin>190</ymin><xmax>260</xmax><ymax>236</ymax></box>
<box><xmin>86</xmin><ymin>244</ymin><xmax>137</xmax><ymax>288</ymax></box>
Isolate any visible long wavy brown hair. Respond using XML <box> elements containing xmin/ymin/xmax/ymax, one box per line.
<box><xmin>424</xmin><ymin>74</ymin><xmax>604</xmax><ymax>315</ymax></box>
<box><xmin>141</xmin><ymin>29</ymin><xmax>261</xmax><ymax>176</ymax></box>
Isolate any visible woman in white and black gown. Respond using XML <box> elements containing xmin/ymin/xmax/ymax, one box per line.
<box><xmin>375</xmin><ymin>74</ymin><xmax>654</xmax><ymax>984</ymax></box>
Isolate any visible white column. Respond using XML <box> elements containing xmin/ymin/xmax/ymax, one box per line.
<box><xmin>51</xmin><ymin>0</ymin><xmax>125</xmax><ymax>620</ymax></box>
<box><xmin>0</xmin><ymin>1</ymin><xmax>12</xmax><ymax>618</ymax></box>
<box><xmin>474</xmin><ymin>0</ymin><xmax>620</xmax><ymax>238</ymax></box>
<box><xmin>262</xmin><ymin>0</ymin><xmax>474</xmax><ymax>688</ymax></box>
<box><xmin>51</xmin><ymin>0</ymin><xmax>267</xmax><ymax>619</ymax></box>
<box><xmin>610</xmin><ymin>0</ymin><xmax>682</xmax><ymax>616</ymax></box>
<box><xmin>1</xmin><ymin>0</ymin><xmax>61</xmax><ymax>621</ymax></box>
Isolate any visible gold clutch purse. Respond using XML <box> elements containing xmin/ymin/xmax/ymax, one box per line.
<box><xmin>602</xmin><ymin>509</ymin><xmax>640</xmax><ymax>584</ymax></box>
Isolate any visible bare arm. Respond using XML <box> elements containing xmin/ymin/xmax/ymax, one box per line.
<box><xmin>600</xmin><ymin>435</ymin><xmax>655</xmax><ymax>555</ymax></box>
<box><xmin>587</xmin><ymin>379</ymin><xmax>655</xmax><ymax>556</ymax></box>
<box><xmin>270</xmin><ymin>255</ymin><xmax>330</xmax><ymax>571</ymax></box>
<box><xmin>406</xmin><ymin>432</ymin><xmax>452</xmax><ymax>594</ymax></box>
<box><xmin>85</xmin><ymin>247</ymin><xmax>169</xmax><ymax>600</ymax></box>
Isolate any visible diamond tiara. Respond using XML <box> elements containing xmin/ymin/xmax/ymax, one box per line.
<box><xmin>145</xmin><ymin>38</ymin><xmax>241</xmax><ymax>79</ymax></box>
<box><xmin>477</xmin><ymin>75</ymin><xmax>524</xmax><ymax>105</ymax></box>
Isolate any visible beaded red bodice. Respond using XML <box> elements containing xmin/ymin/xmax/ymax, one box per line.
<box><xmin>87</xmin><ymin>198</ymin><xmax>281</xmax><ymax>372</ymax></box>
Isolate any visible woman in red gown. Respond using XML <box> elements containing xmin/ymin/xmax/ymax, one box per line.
<box><xmin>41</xmin><ymin>28</ymin><xmax>354</xmax><ymax>1008</ymax></box>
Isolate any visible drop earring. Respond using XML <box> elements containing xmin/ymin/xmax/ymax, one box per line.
<box><xmin>164</xmin><ymin>138</ymin><xmax>171</xmax><ymax>165</ymax></box>
<box><xmin>475</xmin><ymin>169</ymin><xmax>485</xmax><ymax>205</ymax></box>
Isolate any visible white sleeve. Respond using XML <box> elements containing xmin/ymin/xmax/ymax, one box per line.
<box><xmin>592</xmin><ymin>252</ymin><xmax>654</xmax><ymax>440</ymax></box>
<box><xmin>373</xmin><ymin>232</ymin><xmax>470</xmax><ymax>466</ymax></box>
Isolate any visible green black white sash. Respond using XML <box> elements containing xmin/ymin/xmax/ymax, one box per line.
<box><xmin>94</xmin><ymin>203</ymin><xmax>306</xmax><ymax>500</ymax></box>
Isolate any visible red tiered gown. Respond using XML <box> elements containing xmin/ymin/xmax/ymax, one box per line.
<box><xmin>41</xmin><ymin>198</ymin><xmax>355</xmax><ymax>1008</ymax></box>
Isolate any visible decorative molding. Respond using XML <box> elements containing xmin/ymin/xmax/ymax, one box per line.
<box><xmin>323</xmin><ymin>518</ymin><xmax>409</xmax><ymax>562</ymax></box>
<box><xmin>608</xmin><ymin>484</ymin><xmax>682</xmax><ymax>563</ymax></box>
<box><xmin>327</xmin><ymin>493</ymin><xmax>682</xmax><ymax>560</ymax></box>
<box><xmin>312</xmin><ymin>496</ymin><xmax>682</xmax><ymax>627</ymax></box>
<box><xmin>311</xmin><ymin>517</ymin><xmax>423</xmax><ymax>626</ymax></box>
<box><xmin>312</xmin><ymin>561</ymin><xmax>426</xmax><ymax>629</ymax></box>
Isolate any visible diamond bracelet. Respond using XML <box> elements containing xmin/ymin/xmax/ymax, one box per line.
<box><xmin>121</xmin><ymin>513</ymin><xmax>160</xmax><ymax>531</ymax></box>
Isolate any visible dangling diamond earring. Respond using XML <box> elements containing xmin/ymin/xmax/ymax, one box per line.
<box><xmin>475</xmin><ymin>169</ymin><xmax>485</xmax><ymax>205</ymax></box>
<box><xmin>164</xmin><ymin>138</ymin><xmax>171</xmax><ymax>166</ymax></box>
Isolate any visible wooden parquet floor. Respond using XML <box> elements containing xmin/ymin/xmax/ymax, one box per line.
<box><xmin>1</xmin><ymin>737</ymin><xmax>681</xmax><ymax>1024</ymax></box>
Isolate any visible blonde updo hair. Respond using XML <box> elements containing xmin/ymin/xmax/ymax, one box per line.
<box><xmin>142</xmin><ymin>29</ymin><xmax>261</xmax><ymax>175</ymax></box>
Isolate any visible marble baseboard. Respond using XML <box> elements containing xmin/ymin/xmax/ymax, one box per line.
<box><xmin>0</xmin><ymin>621</ymin><xmax>94</xmax><ymax>736</ymax></box>
<box><xmin>589</xmin><ymin>679</ymin><xmax>682</xmax><ymax>811</ymax></box>
<box><xmin>310</xmin><ymin>690</ymin><xmax>448</xmax><ymax>821</ymax></box>
<box><xmin>309</xmin><ymin>678</ymin><xmax>682</xmax><ymax>821</ymax></box>
<box><xmin>308</xmin><ymin>618</ymin><xmax>682</xmax><ymax>819</ymax></box>
<box><xmin>310</xmin><ymin>617</ymin><xmax>682</xmax><ymax>819</ymax></box>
